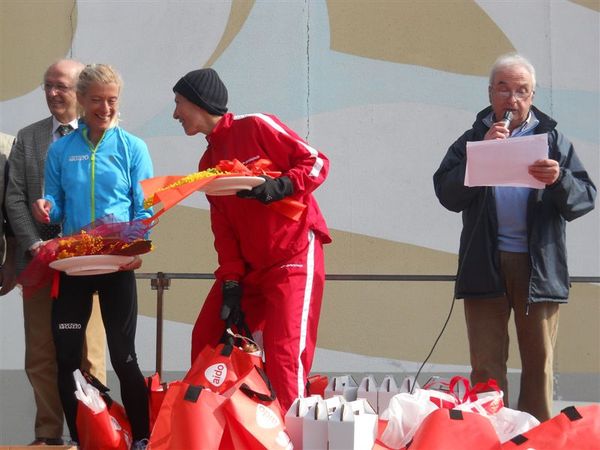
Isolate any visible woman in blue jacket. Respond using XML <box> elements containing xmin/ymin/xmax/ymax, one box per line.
<box><xmin>33</xmin><ymin>64</ymin><xmax>152</xmax><ymax>449</ymax></box>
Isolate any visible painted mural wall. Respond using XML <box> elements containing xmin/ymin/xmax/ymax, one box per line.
<box><xmin>1</xmin><ymin>0</ymin><xmax>598</xmax><ymax>402</ymax></box>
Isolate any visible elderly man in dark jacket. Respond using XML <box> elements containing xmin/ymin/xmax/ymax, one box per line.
<box><xmin>433</xmin><ymin>53</ymin><xmax>596</xmax><ymax>422</ymax></box>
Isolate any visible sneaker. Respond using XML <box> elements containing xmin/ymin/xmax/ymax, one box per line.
<box><xmin>132</xmin><ymin>439</ymin><xmax>149</xmax><ymax>450</ymax></box>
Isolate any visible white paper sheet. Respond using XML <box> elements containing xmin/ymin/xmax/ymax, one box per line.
<box><xmin>464</xmin><ymin>133</ymin><xmax>548</xmax><ymax>188</ymax></box>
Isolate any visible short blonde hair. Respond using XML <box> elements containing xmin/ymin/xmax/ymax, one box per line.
<box><xmin>77</xmin><ymin>64</ymin><xmax>123</xmax><ymax>126</ymax></box>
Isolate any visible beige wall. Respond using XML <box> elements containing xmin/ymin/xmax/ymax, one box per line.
<box><xmin>138</xmin><ymin>205</ymin><xmax>600</xmax><ymax>373</ymax></box>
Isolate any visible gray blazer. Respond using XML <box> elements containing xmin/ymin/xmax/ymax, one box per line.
<box><xmin>0</xmin><ymin>132</ymin><xmax>14</xmax><ymax>263</ymax></box>
<box><xmin>6</xmin><ymin>117</ymin><xmax>54</xmax><ymax>273</ymax></box>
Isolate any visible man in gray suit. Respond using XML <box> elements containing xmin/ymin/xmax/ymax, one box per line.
<box><xmin>0</xmin><ymin>132</ymin><xmax>17</xmax><ymax>296</ymax></box>
<box><xmin>6</xmin><ymin>60</ymin><xmax>106</xmax><ymax>446</ymax></box>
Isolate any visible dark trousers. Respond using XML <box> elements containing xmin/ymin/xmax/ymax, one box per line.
<box><xmin>52</xmin><ymin>270</ymin><xmax>149</xmax><ymax>442</ymax></box>
<box><xmin>24</xmin><ymin>284</ymin><xmax>106</xmax><ymax>440</ymax></box>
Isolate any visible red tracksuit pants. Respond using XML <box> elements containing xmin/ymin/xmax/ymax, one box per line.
<box><xmin>191</xmin><ymin>230</ymin><xmax>325</xmax><ymax>411</ymax></box>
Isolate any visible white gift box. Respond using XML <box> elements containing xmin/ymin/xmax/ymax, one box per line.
<box><xmin>323</xmin><ymin>394</ymin><xmax>346</xmax><ymax>416</ymax></box>
<box><xmin>285</xmin><ymin>396</ymin><xmax>321</xmax><ymax>449</ymax></box>
<box><xmin>378</xmin><ymin>375</ymin><xmax>400</xmax><ymax>415</ymax></box>
<box><xmin>398</xmin><ymin>375</ymin><xmax>418</xmax><ymax>394</ymax></box>
<box><xmin>302</xmin><ymin>397</ymin><xmax>330</xmax><ymax>450</ymax></box>
<box><xmin>324</xmin><ymin>375</ymin><xmax>358</xmax><ymax>402</ymax></box>
<box><xmin>328</xmin><ymin>398</ymin><xmax>378</xmax><ymax>450</ymax></box>
<box><xmin>357</xmin><ymin>375</ymin><xmax>378</xmax><ymax>412</ymax></box>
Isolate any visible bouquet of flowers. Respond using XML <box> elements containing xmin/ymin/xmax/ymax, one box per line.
<box><xmin>141</xmin><ymin>159</ymin><xmax>306</xmax><ymax>221</ymax></box>
<box><xmin>53</xmin><ymin>231</ymin><xmax>152</xmax><ymax>260</ymax></box>
<box><xmin>18</xmin><ymin>216</ymin><xmax>154</xmax><ymax>295</ymax></box>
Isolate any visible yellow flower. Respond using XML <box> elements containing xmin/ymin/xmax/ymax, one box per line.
<box><xmin>55</xmin><ymin>231</ymin><xmax>104</xmax><ymax>259</ymax></box>
<box><xmin>143</xmin><ymin>168</ymin><xmax>227</xmax><ymax>209</ymax></box>
<box><xmin>54</xmin><ymin>232</ymin><xmax>152</xmax><ymax>259</ymax></box>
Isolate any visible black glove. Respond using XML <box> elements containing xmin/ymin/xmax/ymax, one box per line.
<box><xmin>237</xmin><ymin>175</ymin><xmax>293</xmax><ymax>204</ymax></box>
<box><xmin>221</xmin><ymin>280</ymin><xmax>242</xmax><ymax>327</ymax></box>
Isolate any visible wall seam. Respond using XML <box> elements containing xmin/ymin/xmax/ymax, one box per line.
<box><xmin>305</xmin><ymin>0</ymin><xmax>311</xmax><ymax>142</ymax></box>
<box><xmin>68</xmin><ymin>0</ymin><xmax>76</xmax><ymax>57</ymax></box>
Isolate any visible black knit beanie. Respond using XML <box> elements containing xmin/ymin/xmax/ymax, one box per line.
<box><xmin>173</xmin><ymin>68</ymin><xmax>228</xmax><ymax>116</ymax></box>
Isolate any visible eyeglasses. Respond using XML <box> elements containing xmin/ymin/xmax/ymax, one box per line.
<box><xmin>41</xmin><ymin>83</ymin><xmax>74</xmax><ymax>93</ymax></box>
<box><xmin>493</xmin><ymin>89</ymin><xmax>533</xmax><ymax>100</ymax></box>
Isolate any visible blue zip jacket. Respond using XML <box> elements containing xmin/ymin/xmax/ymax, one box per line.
<box><xmin>44</xmin><ymin>123</ymin><xmax>153</xmax><ymax>236</ymax></box>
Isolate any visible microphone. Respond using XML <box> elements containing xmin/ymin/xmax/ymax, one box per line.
<box><xmin>501</xmin><ymin>110</ymin><xmax>513</xmax><ymax>128</ymax></box>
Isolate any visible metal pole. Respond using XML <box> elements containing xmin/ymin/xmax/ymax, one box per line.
<box><xmin>138</xmin><ymin>271</ymin><xmax>599</xmax><ymax>378</ymax></box>
<box><xmin>150</xmin><ymin>272</ymin><xmax>170</xmax><ymax>377</ymax></box>
<box><xmin>136</xmin><ymin>272</ymin><xmax>600</xmax><ymax>283</ymax></box>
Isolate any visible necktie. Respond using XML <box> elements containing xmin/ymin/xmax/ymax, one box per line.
<box><xmin>57</xmin><ymin>124</ymin><xmax>73</xmax><ymax>137</ymax></box>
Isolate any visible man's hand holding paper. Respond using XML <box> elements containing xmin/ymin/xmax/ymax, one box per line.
<box><xmin>464</xmin><ymin>133</ymin><xmax>549</xmax><ymax>189</ymax></box>
<box><xmin>528</xmin><ymin>158</ymin><xmax>560</xmax><ymax>185</ymax></box>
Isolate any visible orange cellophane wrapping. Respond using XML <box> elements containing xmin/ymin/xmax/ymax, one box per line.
<box><xmin>18</xmin><ymin>216</ymin><xmax>154</xmax><ymax>297</ymax></box>
<box><xmin>141</xmin><ymin>159</ymin><xmax>306</xmax><ymax>221</ymax></box>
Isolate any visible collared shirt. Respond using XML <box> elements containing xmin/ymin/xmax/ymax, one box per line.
<box><xmin>484</xmin><ymin>110</ymin><xmax>542</xmax><ymax>253</ymax></box>
<box><xmin>482</xmin><ymin>110</ymin><xmax>539</xmax><ymax>136</ymax></box>
<box><xmin>52</xmin><ymin>117</ymin><xmax>79</xmax><ymax>142</ymax></box>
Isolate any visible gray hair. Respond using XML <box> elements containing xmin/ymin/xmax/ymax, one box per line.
<box><xmin>43</xmin><ymin>59</ymin><xmax>85</xmax><ymax>84</ymax></box>
<box><xmin>489</xmin><ymin>53</ymin><xmax>536</xmax><ymax>91</ymax></box>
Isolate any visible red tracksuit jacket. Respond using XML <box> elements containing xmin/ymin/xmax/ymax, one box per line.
<box><xmin>199</xmin><ymin>112</ymin><xmax>331</xmax><ymax>281</ymax></box>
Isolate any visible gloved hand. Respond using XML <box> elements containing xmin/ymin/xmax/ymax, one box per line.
<box><xmin>236</xmin><ymin>175</ymin><xmax>293</xmax><ymax>204</ymax></box>
<box><xmin>221</xmin><ymin>280</ymin><xmax>242</xmax><ymax>327</ymax></box>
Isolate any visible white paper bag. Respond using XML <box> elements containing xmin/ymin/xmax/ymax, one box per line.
<box><xmin>328</xmin><ymin>398</ymin><xmax>378</xmax><ymax>450</ymax></box>
<box><xmin>302</xmin><ymin>397</ymin><xmax>330</xmax><ymax>450</ymax></box>
<box><xmin>377</xmin><ymin>375</ymin><xmax>400</xmax><ymax>415</ymax></box>
<box><xmin>357</xmin><ymin>375</ymin><xmax>378</xmax><ymax>412</ymax></box>
<box><xmin>324</xmin><ymin>375</ymin><xmax>358</xmax><ymax>402</ymax></box>
<box><xmin>285</xmin><ymin>395</ymin><xmax>321</xmax><ymax>449</ymax></box>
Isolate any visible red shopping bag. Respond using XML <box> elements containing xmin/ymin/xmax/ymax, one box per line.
<box><xmin>149</xmin><ymin>381</ymin><xmax>227</xmax><ymax>450</ymax></box>
<box><xmin>502</xmin><ymin>405</ymin><xmax>600</xmax><ymax>450</ymax></box>
<box><xmin>306</xmin><ymin>374</ymin><xmax>328</xmax><ymax>397</ymax></box>
<box><xmin>185</xmin><ymin>326</ymin><xmax>263</xmax><ymax>393</ymax></box>
<box><xmin>74</xmin><ymin>370</ymin><xmax>132</xmax><ymax>450</ymax></box>
<box><xmin>224</xmin><ymin>366</ymin><xmax>292</xmax><ymax>450</ymax></box>
<box><xmin>185</xmin><ymin>342</ymin><xmax>260</xmax><ymax>392</ymax></box>
<box><xmin>409</xmin><ymin>408</ymin><xmax>501</xmax><ymax>450</ymax></box>
<box><xmin>76</xmin><ymin>401</ymin><xmax>132</xmax><ymax>450</ymax></box>
<box><xmin>218</xmin><ymin>425</ymin><xmax>236</xmax><ymax>450</ymax></box>
<box><xmin>147</xmin><ymin>373</ymin><xmax>168</xmax><ymax>431</ymax></box>
<box><xmin>424</xmin><ymin>375</ymin><xmax>503</xmax><ymax>413</ymax></box>
<box><xmin>454</xmin><ymin>377</ymin><xmax>504</xmax><ymax>415</ymax></box>
<box><xmin>76</xmin><ymin>392</ymin><xmax>132</xmax><ymax>450</ymax></box>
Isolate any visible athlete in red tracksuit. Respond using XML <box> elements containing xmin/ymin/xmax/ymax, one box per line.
<box><xmin>172</xmin><ymin>68</ymin><xmax>330</xmax><ymax>410</ymax></box>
